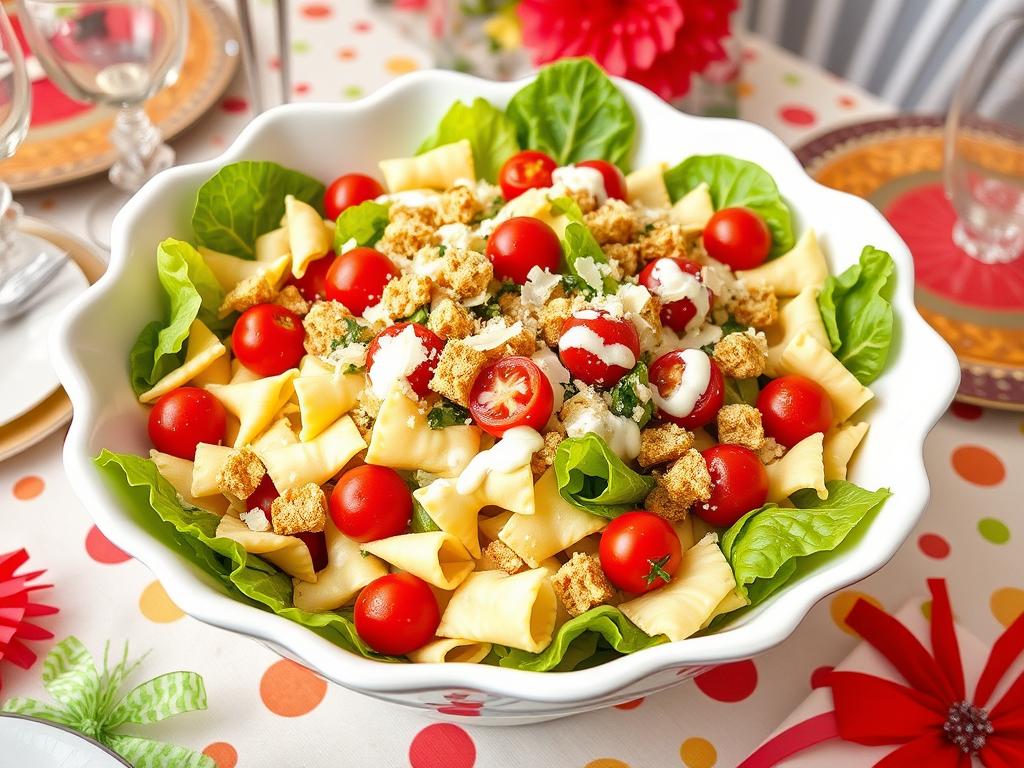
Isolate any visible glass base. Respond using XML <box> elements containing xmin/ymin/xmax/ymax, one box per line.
<box><xmin>952</xmin><ymin>219</ymin><xmax>1024</xmax><ymax>265</ymax></box>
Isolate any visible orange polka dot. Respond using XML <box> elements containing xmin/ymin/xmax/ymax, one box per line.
<box><xmin>613</xmin><ymin>697</ymin><xmax>644</xmax><ymax>710</ymax></box>
<box><xmin>385</xmin><ymin>56</ymin><xmax>419</xmax><ymax>74</ymax></box>
<box><xmin>202</xmin><ymin>742</ymin><xmax>238</xmax><ymax>768</ymax></box>
<box><xmin>138</xmin><ymin>580</ymin><xmax>184</xmax><ymax>623</ymax></box>
<box><xmin>737</xmin><ymin>81</ymin><xmax>754</xmax><ymax>98</ymax></box>
<box><xmin>337</xmin><ymin>46</ymin><xmax>356</xmax><ymax>60</ymax></box>
<box><xmin>991</xmin><ymin>588</ymin><xmax>1024</xmax><ymax>628</ymax></box>
<box><xmin>831</xmin><ymin>591</ymin><xmax>882</xmax><ymax>635</ymax></box>
<box><xmin>586</xmin><ymin>760</ymin><xmax>631</xmax><ymax>768</ymax></box>
<box><xmin>680</xmin><ymin>737</ymin><xmax>717</xmax><ymax>768</ymax></box>
<box><xmin>260</xmin><ymin>659</ymin><xmax>327</xmax><ymax>716</ymax></box>
<box><xmin>951</xmin><ymin>445</ymin><xmax>1005</xmax><ymax>486</ymax></box>
<box><xmin>13</xmin><ymin>475</ymin><xmax>44</xmax><ymax>500</ymax></box>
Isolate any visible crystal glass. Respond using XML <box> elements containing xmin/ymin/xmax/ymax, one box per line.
<box><xmin>0</xmin><ymin>4</ymin><xmax>31</xmax><ymax>283</ymax></box>
<box><xmin>944</xmin><ymin>13</ymin><xmax>1024</xmax><ymax>265</ymax></box>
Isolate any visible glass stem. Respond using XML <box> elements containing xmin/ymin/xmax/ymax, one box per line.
<box><xmin>0</xmin><ymin>180</ymin><xmax>22</xmax><ymax>284</ymax></box>
<box><xmin>108</xmin><ymin>105</ymin><xmax>175</xmax><ymax>193</ymax></box>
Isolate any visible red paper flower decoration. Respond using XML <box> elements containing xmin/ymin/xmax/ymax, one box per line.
<box><xmin>517</xmin><ymin>0</ymin><xmax>737</xmax><ymax>100</ymax></box>
<box><xmin>0</xmin><ymin>550</ymin><xmax>58</xmax><ymax>693</ymax></box>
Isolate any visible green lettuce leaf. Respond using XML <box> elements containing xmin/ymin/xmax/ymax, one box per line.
<box><xmin>721</xmin><ymin>480</ymin><xmax>892</xmax><ymax>605</ymax></box>
<box><xmin>663</xmin><ymin>154</ymin><xmax>794</xmax><ymax>256</ymax></box>
<box><xmin>554</xmin><ymin>434</ymin><xmax>656</xmax><ymax>518</ymax></box>
<box><xmin>427</xmin><ymin>399</ymin><xmax>471</xmax><ymax>429</ymax></box>
<box><xmin>818</xmin><ymin>246</ymin><xmax>896</xmax><ymax>384</ymax></box>
<box><xmin>192</xmin><ymin>161</ymin><xmax>324</xmax><ymax>259</ymax></box>
<box><xmin>332</xmin><ymin>200</ymin><xmax>390</xmax><ymax>253</ymax></box>
<box><xmin>506</xmin><ymin>58</ymin><xmax>636</xmax><ymax>171</ymax></box>
<box><xmin>723</xmin><ymin>376</ymin><xmax>759</xmax><ymax>406</ymax></box>
<box><xmin>410</xmin><ymin>498</ymin><xmax>441</xmax><ymax>533</ymax></box>
<box><xmin>417</xmin><ymin>97</ymin><xmax>520</xmax><ymax>183</ymax></box>
<box><xmin>549</xmin><ymin>196</ymin><xmax>617</xmax><ymax>297</ymax></box>
<box><xmin>609</xmin><ymin>361</ymin><xmax>654</xmax><ymax>427</ymax></box>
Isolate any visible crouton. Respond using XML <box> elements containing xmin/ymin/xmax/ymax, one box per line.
<box><xmin>559</xmin><ymin>387</ymin><xmax>606</xmax><ymax>430</ymax></box>
<box><xmin>427</xmin><ymin>297</ymin><xmax>475</xmax><ymax>340</ymax></box>
<box><xmin>481</xmin><ymin>539</ymin><xmax>524</xmax><ymax>575</ymax></box>
<box><xmin>219</xmin><ymin>275</ymin><xmax>275</xmax><ymax>317</ymax></box>
<box><xmin>217</xmin><ymin>446</ymin><xmax>266</xmax><ymax>501</ymax></box>
<box><xmin>638</xmin><ymin>423</ymin><xmax>694</xmax><ymax>468</ymax></box>
<box><xmin>270</xmin><ymin>482</ymin><xmax>327</xmax><ymax>536</ymax></box>
<box><xmin>350</xmin><ymin>403</ymin><xmax>375</xmax><ymax>440</ymax></box>
<box><xmin>380</xmin><ymin>273</ymin><xmax>432</xmax><ymax>320</ymax></box>
<box><xmin>569</xmin><ymin>189</ymin><xmax>600</xmax><ymax>214</ymax></box>
<box><xmin>378</xmin><ymin>214</ymin><xmax>437</xmax><ymax>260</ymax></box>
<box><xmin>274</xmin><ymin>284</ymin><xmax>310</xmax><ymax>316</ymax></box>
<box><xmin>436</xmin><ymin>248</ymin><xmax>493</xmax><ymax>299</ymax></box>
<box><xmin>758</xmin><ymin>436</ymin><xmax>787</xmax><ymax>465</ymax></box>
<box><xmin>717</xmin><ymin>404</ymin><xmax>765</xmax><ymax>451</ymax></box>
<box><xmin>497</xmin><ymin>323</ymin><xmax>537</xmax><ymax>359</ymax></box>
<box><xmin>436</xmin><ymin>185</ymin><xmax>481</xmax><ymax>225</ymax></box>
<box><xmin>429</xmin><ymin>340</ymin><xmax>489</xmax><ymax>406</ymax></box>
<box><xmin>728</xmin><ymin>283</ymin><xmax>778</xmax><ymax>328</ymax></box>
<box><xmin>539</xmin><ymin>296</ymin><xmax>576</xmax><ymax>346</ymax></box>
<box><xmin>303</xmin><ymin>300</ymin><xmax>353</xmax><ymax>357</ymax></box>
<box><xmin>531</xmin><ymin>430</ymin><xmax>564</xmax><ymax>478</ymax></box>
<box><xmin>551</xmin><ymin>553</ymin><xmax>615</xmax><ymax>617</ymax></box>
<box><xmin>644</xmin><ymin>484</ymin><xmax>689</xmax><ymax>522</ymax></box>
<box><xmin>584</xmin><ymin>198</ymin><xmax>640</xmax><ymax>245</ymax></box>
<box><xmin>637</xmin><ymin>222</ymin><xmax>690</xmax><ymax>263</ymax></box>
<box><xmin>660</xmin><ymin>449</ymin><xmax>713</xmax><ymax>508</ymax></box>
<box><xmin>714</xmin><ymin>332</ymin><xmax>767</xmax><ymax>379</ymax></box>
<box><xmin>497</xmin><ymin>292</ymin><xmax>535</xmax><ymax>329</ymax></box>
<box><xmin>604</xmin><ymin>243</ymin><xmax>641</xmax><ymax>278</ymax></box>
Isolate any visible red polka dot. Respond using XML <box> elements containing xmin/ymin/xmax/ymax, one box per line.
<box><xmin>614</xmin><ymin>697</ymin><xmax>645</xmax><ymax>710</ymax></box>
<box><xmin>409</xmin><ymin>724</ymin><xmax>475</xmax><ymax>768</ymax></box>
<box><xmin>779</xmin><ymin>105</ymin><xmax>817</xmax><ymax>126</ymax></box>
<box><xmin>85</xmin><ymin>525</ymin><xmax>131</xmax><ymax>564</ymax></box>
<box><xmin>352</xmin><ymin>19</ymin><xmax>372</xmax><ymax>32</ymax></box>
<box><xmin>695</xmin><ymin>660</ymin><xmax>758</xmax><ymax>702</ymax></box>
<box><xmin>221</xmin><ymin>97</ymin><xmax>248</xmax><ymax>114</ymax></box>
<box><xmin>742</xmin><ymin>47</ymin><xmax>757</xmax><ymax>62</ymax></box>
<box><xmin>810</xmin><ymin>665</ymin><xmax>834</xmax><ymax>689</ymax></box>
<box><xmin>300</xmin><ymin>3</ymin><xmax>331</xmax><ymax>18</ymax></box>
<box><xmin>12</xmin><ymin>475</ymin><xmax>44</xmax><ymax>500</ymax></box>
<box><xmin>202</xmin><ymin>742</ymin><xmax>238</xmax><ymax>768</ymax></box>
<box><xmin>951</xmin><ymin>402</ymin><xmax>983</xmax><ymax>420</ymax></box>
<box><xmin>268</xmin><ymin>56</ymin><xmax>280</xmax><ymax>70</ymax></box>
<box><xmin>837</xmin><ymin>95</ymin><xmax>856</xmax><ymax>108</ymax></box>
<box><xmin>918</xmin><ymin>533</ymin><xmax>950</xmax><ymax>559</ymax></box>
<box><xmin>294</xmin><ymin>82</ymin><xmax>311</xmax><ymax>95</ymax></box>
<box><xmin>259</xmin><ymin>660</ymin><xmax>327</xmax><ymax>716</ymax></box>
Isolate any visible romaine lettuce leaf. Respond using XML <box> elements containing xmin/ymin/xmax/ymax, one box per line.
<box><xmin>609</xmin><ymin>361</ymin><xmax>654</xmax><ymax>427</ymax></box>
<box><xmin>417</xmin><ymin>97</ymin><xmax>520</xmax><ymax>183</ymax></box>
<box><xmin>332</xmin><ymin>200</ymin><xmax>390</xmax><ymax>253</ymax></box>
<box><xmin>554</xmin><ymin>434</ymin><xmax>656</xmax><ymax>518</ymax></box>
<box><xmin>549</xmin><ymin>196</ymin><xmax>617</xmax><ymax>296</ymax></box>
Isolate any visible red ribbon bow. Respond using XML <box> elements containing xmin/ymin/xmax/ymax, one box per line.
<box><xmin>741</xmin><ymin>579</ymin><xmax>1024</xmax><ymax>767</ymax></box>
<box><xmin>0</xmin><ymin>549</ymin><xmax>58</xmax><ymax>693</ymax></box>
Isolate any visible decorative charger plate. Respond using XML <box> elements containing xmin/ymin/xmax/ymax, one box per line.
<box><xmin>0</xmin><ymin>0</ymin><xmax>239</xmax><ymax>193</ymax></box>
<box><xmin>795</xmin><ymin>115</ymin><xmax>1024</xmax><ymax>411</ymax></box>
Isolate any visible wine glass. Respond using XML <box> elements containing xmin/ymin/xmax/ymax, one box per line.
<box><xmin>944</xmin><ymin>13</ymin><xmax>1024</xmax><ymax>265</ymax></box>
<box><xmin>0</xmin><ymin>4</ymin><xmax>31</xmax><ymax>282</ymax></box>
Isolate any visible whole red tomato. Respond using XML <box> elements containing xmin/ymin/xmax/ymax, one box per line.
<box><xmin>698</xmin><ymin>444</ymin><xmax>769</xmax><ymax>527</ymax></box>
<box><xmin>702</xmin><ymin>207</ymin><xmax>772</xmax><ymax>270</ymax></box>
<box><xmin>558</xmin><ymin>310</ymin><xmax>640</xmax><ymax>387</ymax></box>
<box><xmin>287</xmin><ymin>254</ymin><xmax>333</xmax><ymax>301</ymax></box>
<box><xmin>757</xmin><ymin>375</ymin><xmax>833</xmax><ymax>448</ymax></box>
<box><xmin>365</xmin><ymin>322</ymin><xmax>445</xmax><ymax>399</ymax></box>
<box><xmin>498</xmin><ymin>150</ymin><xmax>557</xmax><ymax>200</ymax></box>
<box><xmin>599</xmin><ymin>511</ymin><xmax>682</xmax><ymax>594</ymax></box>
<box><xmin>329</xmin><ymin>464</ymin><xmax>412</xmax><ymax>543</ymax></box>
<box><xmin>486</xmin><ymin>216</ymin><xmax>562</xmax><ymax>284</ymax></box>
<box><xmin>324</xmin><ymin>173</ymin><xmax>385</xmax><ymax>220</ymax></box>
<box><xmin>325</xmin><ymin>247</ymin><xmax>399</xmax><ymax>315</ymax></box>
<box><xmin>577</xmin><ymin>159</ymin><xmax>627</xmax><ymax>200</ymax></box>
<box><xmin>231</xmin><ymin>304</ymin><xmax>306</xmax><ymax>376</ymax></box>
<box><xmin>648</xmin><ymin>349</ymin><xmax>724</xmax><ymax>429</ymax></box>
<box><xmin>637</xmin><ymin>257</ymin><xmax>713</xmax><ymax>333</ymax></box>
<box><xmin>147</xmin><ymin>387</ymin><xmax>226</xmax><ymax>460</ymax></box>
<box><xmin>354</xmin><ymin>573</ymin><xmax>440</xmax><ymax>655</ymax></box>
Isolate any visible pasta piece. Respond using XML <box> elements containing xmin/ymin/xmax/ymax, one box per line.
<box><xmin>699</xmin><ymin>587</ymin><xmax>750</xmax><ymax>629</ymax></box>
<box><xmin>294</xmin><ymin>364</ymin><xmax>364</xmax><ymax>441</ymax></box>
<box><xmin>361</xmin><ymin>532</ymin><xmax>474</xmax><ymax>590</ymax></box>
<box><xmin>139</xmin><ymin>320</ymin><xmax>227</xmax><ymax>404</ymax></box>
<box><xmin>200</xmin><ymin>248</ymin><xmax>291</xmax><ymax>293</ymax></box>
<box><xmin>765</xmin><ymin>286</ymin><xmax>830</xmax><ymax>376</ymax></box>
<box><xmin>495</xmin><ymin>187</ymin><xmax>564</xmax><ymax>230</ymax></box>
<box><xmin>205</xmin><ymin>369</ymin><xmax>298</xmax><ymax>448</ymax></box>
<box><xmin>407</xmin><ymin>638</ymin><xmax>492</xmax><ymax>664</ymax></box>
<box><xmin>189</xmin><ymin>347</ymin><xmax>231</xmax><ymax>387</ymax></box>
<box><xmin>780</xmin><ymin>330</ymin><xmax>874</xmax><ymax>422</ymax></box>
<box><xmin>285</xmin><ymin>195</ymin><xmax>332</xmax><ymax>279</ymax></box>
<box><xmin>765</xmin><ymin>432</ymin><xmax>827</xmax><ymax>502</ymax></box>
<box><xmin>262</xmin><ymin>415</ymin><xmax>365</xmax><ymax>493</ymax></box>
<box><xmin>674</xmin><ymin>517</ymin><xmax>695</xmax><ymax>553</ymax></box>
<box><xmin>668</xmin><ymin>182</ymin><xmax>714</xmax><ymax>233</ymax></box>
<box><xmin>149</xmin><ymin>450</ymin><xmax>229</xmax><ymax>516</ymax></box>
<box><xmin>216</xmin><ymin>514</ymin><xmax>316</xmax><ymax>582</ymax></box>
<box><xmin>293</xmin><ymin>520</ymin><xmax>387</xmax><ymax>611</ymax></box>
<box><xmin>619</xmin><ymin>533</ymin><xmax>735</xmax><ymax>641</ymax></box>
<box><xmin>255</xmin><ymin>226</ymin><xmax>290</xmax><ymax>262</ymax></box>
<box><xmin>437</xmin><ymin>568</ymin><xmax>557</xmax><ymax>653</ymax></box>
<box><xmin>625</xmin><ymin>162</ymin><xmax>670</xmax><ymax>208</ymax></box>
<box><xmin>230</xmin><ymin>359</ymin><xmax>262</xmax><ymax>384</ymax></box>
<box><xmin>190</xmin><ymin>443</ymin><xmax>234</xmax><ymax>497</ymax></box>
<box><xmin>250</xmin><ymin>417</ymin><xmax>299</xmax><ymax>460</ymax></box>
<box><xmin>414</xmin><ymin>466</ymin><xmax>535</xmax><ymax>558</ymax></box>
<box><xmin>823</xmin><ymin>422</ymin><xmax>869</xmax><ymax>481</ymax></box>
<box><xmin>379</xmin><ymin>139</ymin><xmax>475</xmax><ymax>192</ymax></box>
<box><xmin>478</xmin><ymin>511</ymin><xmax>514</xmax><ymax>541</ymax></box>
<box><xmin>498</xmin><ymin>469</ymin><xmax>606</xmax><ymax>568</ymax></box>
<box><xmin>737</xmin><ymin>229</ymin><xmax>829</xmax><ymax>297</ymax></box>
<box><xmin>366</xmin><ymin>392</ymin><xmax>481</xmax><ymax>477</ymax></box>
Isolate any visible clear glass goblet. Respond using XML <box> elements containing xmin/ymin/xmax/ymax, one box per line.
<box><xmin>0</xmin><ymin>3</ymin><xmax>32</xmax><ymax>282</ymax></box>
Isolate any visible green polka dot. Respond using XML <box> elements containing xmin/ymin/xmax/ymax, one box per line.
<box><xmin>783</xmin><ymin>73</ymin><xmax>801</xmax><ymax>86</ymax></box>
<box><xmin>979</xmin><ymin>518</ymin><xmax>1010</xmax><ymax>544</ymax></box>
<box><xmin>342</xmin><ymin>85</ymin><xmax>363</xmax><ymax>99</ymax></box>
<box><xmin>292</xmin><ymin>40</ymin><xmax>311</xmax><ymax>54</ymax></box>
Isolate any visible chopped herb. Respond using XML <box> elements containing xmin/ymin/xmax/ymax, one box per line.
<box><xmin>359</xmin><ymin>549</ymin><xmax>370</xmax><ymax>558</ymax></box>
<box><xmin>643</xmin><ymin>222</ymin><xmax>656</xmax><ymax>234</ymax></box>
<box><xmin>403</xmin><ymin>306</ymin><xmax>430</xmax><ymax>325</ymax></box>
<box><xmin>342</xmin><ymin>363</ymin><xmax>365</xmax><ymax>375</ymax></box>
<box><xmin>720</xmin><ymin>316</ymin><xmax>748</xmax><ymax>335</ymax></box>
<box><xmin>437</xmin><ymin>244</ymin><xmax>447</xmax><ymax>257</ymax></box>
<box><xmin>562</xmin><ymin>380</ymin><xmax>580</xmax><ymax>402</ymax></box>
<box><xmin>427</xmin><ymin>399</ymin><xmax>472</xmax><ymax>429</ymax></box>
<box><xmin>609</xmin><ymin>361</ymin><xmax>654</xmax><ymax>427</ymax></box>
<box><xmin>411</xmin><ymin>498</ymin><xmax>441</xmax><ymax>533</ymax></box>
<box><xmin>330</xmin><ymin>317</ymin><xmax>372</xmax><ymax>350</ymax></box>
<box><xmin>469</xmin><ymin>280</ymin><xmax>518</xmax><ymax>320</ymax></box>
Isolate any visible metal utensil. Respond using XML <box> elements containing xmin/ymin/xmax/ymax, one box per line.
<box><xmin>233</xmin><ymin>0</ymin><xmax>290</xmax><ymax>114</ymax></box>
<box><xmin>0</xmin><ymin>250</ymin><xmax>67</xmax><ymax>321</ymax></box>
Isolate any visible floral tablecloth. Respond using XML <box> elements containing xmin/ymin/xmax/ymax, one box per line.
<box><xmin>6</xmin><ymin>3</ymin><xmax>1021</xmax><ymax>767</ymax></box>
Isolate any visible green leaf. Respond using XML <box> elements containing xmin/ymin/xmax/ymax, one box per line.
<box><xmin>427</xmin><ymin>399</ymin><xmax>471</xmax><ymax>429</ymax></box>
<box><xmin>663</xmin><ymin>155</ymin><xmax>794</xmax><ymax>256</ymax></box>
<box><xmin>609</xmin><ymin>361</ymin><xmax>654</xmax><ymax>427</ymax></box>
<box><xmin>561</xmin><ymin>221</ymin><xmax>617</xmax><ymax>297</ymax></box>
<box><xmin>411</xmin><ymin>498</ymin><xmax>441</xmax><ymax>533</ymax></box>
<box><xmin>417</xmin><ymin>97</ymin><xmax>520</xmax><ymax>182</ymax></box>
<box><xmin>553</xmin><ymin>434</ymin><xmax>656</xmax><ymax>518</ymax></box>
<box><xmin>506</xmin><ymin>58</ymin><xmax>636</xmax><ymax>171</ymax></box>
<box><xmin>722</xmin><ymin>480</ymin><xmax>892</xmax><ymax>605</ymax></box>
<box><xmin>107</xmin><ymin>672</ymin><xmax>207</xmax><ymax>727</ymax></box>
<box><xmin>468</xmin><ymin>280</ymin><xmax>518</xmax><ymax>320</ymax></box>
<box><xmin>402</xmin><ymin>306</ymin><xmax>430</xmax><ymax>325</ymax></box>
<box><xmin>818</xmin><ymin>246</ymin><xmax>896</xmax><ymax>384</ymax></box>
<box><xmin>332</xmin><ymin>200</ymin><xmax>390</xmax><ymax>253</ymax></box>
<box><xmin>723</xmin><ymin>376</ymin><xmax>760</xmax><ymax>406</ymax></box>
<box><xmin>192</xmin><ymin>160</ymin><xmax>324</xmax><ymax>259</ymax></box>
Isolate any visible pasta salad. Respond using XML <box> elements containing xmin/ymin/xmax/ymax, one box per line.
<box><xmin>98</xmin><ymin>59</ymin><xmax>897</xmax><ymax>670</ymax></box>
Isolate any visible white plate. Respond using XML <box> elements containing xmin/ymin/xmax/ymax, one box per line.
<box><xmin>0</xmin><ymin>236</ymin><xmax>88</xmax><ymax>426</ymax></box>
<box><xmin>0</xmin><ymin>714</ymin><xmax>129</xmax><ymax>767</ymax></box>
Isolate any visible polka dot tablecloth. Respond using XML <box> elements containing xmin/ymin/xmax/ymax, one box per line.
<box><xmin>3</xmin><ymin>5</ymin><xmax>1013</xmax><ymax>766</ymax></box>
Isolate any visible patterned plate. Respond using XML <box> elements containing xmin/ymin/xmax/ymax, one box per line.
<box><xmin>795</xmin><ymin>115</ymin><xmax>1024</xmax><ymax>412</ymax></box>
<box><xmin>0</xmin><ymin>0</ymin><xmax>239</xmax><ymax>192</ymax></box>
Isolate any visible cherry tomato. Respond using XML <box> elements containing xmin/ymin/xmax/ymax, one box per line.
<box><xmin>486</xmin><ymin>216</ymin><xmax>562</xmax><ymax>284</ymax></box>
<box><xmin>498</xmin><ymin>150</ymin><xmax>557</xmax><ymax>200</ymax></box>
<box><xmin>354</xmin><ymin>573</ymin><xmax>440</xmax><ymax>655</ymax></box>
<box><xmin>648</xmin><ymin>350</ymin><xmax>724</xmax><ymax>429</ymax></box>
<box><xmin>287</xmin><ymin>254</ymin><xmax>332</xmax><ymax>301</ymax></box>
<box><xmin>469</xmin><ymin>356</ymin><xmax>554</xmax><ymax>437</ymax></box>
<box><xmin>702</xmin><ymin>207</ymin><xmax>772</xmax><ymax>270</ymax></box>
<box><xmin>599</xmin><ymin>511</ymin><xmax>682</xmax><ymax>594</ymax></box>
<box><xmin>295</xmin><ymin>531</ymin><xmax>329</xmax><ymax>572</ymax></box>
<box><xmin>325</xmin><ymin>247</ymin><xmax>399</xmax><ymax>315</ymax></box>
<box><xmin>147</xmin><ymin>387</ymin><xmax>226</xmax><ymax>460</ymax></box>
<box><xmin>638</xmin><ymin>258</ymin><xmax>713</xmax><ymax>333</ymax></box>
<box><xmin>248</xmin><ymin>474</ymin><xmax>279</xmax><ymax>516</ymax></box>
<box><xmin>558</xmin><ymin>310</ymin><xmax>640</xmax><ymax>387</ymax></box>
<box><xmin>698</xmin><ymin>445</ymin><xmax>769</xmax><ymax>527</ymax></box>
<box><xmin>757</xmin><ymin>375</ymin><xmax>833</xmax><ymax>448</ymax></box>
<box><xmin>329</xmin><ymin>464</ymin><xmax>412</xmax><ymax>543</ymax></box>
<box><xmin>365</xmin><ymin>322</ymin><xmax>445</xmax><ymax>399</ymax></box>
<box><xmin>231</xmin><ymin>304</ymin><xmax>306</xmax><ymax>376</ymax></box>
<box><xmin>244</xmin><ymin>475</ymin><xmax>329</xmax><ymax>570</ymax></box>
<box><xmin>577</xmin><ymin>159</ymin><xmax>627</xmax><ymax>200</ymax></box>
<box><xmin>324</xmin><ymin>173</ymin><xmax>385</xmax><ymax>221</ymax></box>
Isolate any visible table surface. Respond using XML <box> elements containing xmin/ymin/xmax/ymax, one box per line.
<box><xmin>5</xmin><ymin>4</ymin><xmax>1023</xmax><ymax>767</ymax></box>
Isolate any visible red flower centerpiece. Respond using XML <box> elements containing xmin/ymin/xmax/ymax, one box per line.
<box><xmin>0</xmin><ymin>549</ymin><xmax>58</xmax><ymax>693</ymax></box>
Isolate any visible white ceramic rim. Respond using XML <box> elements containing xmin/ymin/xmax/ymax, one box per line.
<box><xmin>51</xmin><ymin>69</ymin><xmax>961</xmax><ymax>705</ymax></box>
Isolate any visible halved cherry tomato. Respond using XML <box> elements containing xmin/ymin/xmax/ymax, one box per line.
<box><xmin>325</xmin><ymin>247</ymin><xmax>399</xmax><ymax>315</ymax></box>
<box><xmin>638</xmin><ymin>257</ymin><xmax>713</xmax><ymax>333</ymax></box>
<box><xmin>354</xmin><ymin>573</ymin><xmax>440</xmax><ymax>655</ymax></box>
<box><xmin>324</xmin><ymin>173</ymin><xmax>385</xmax><ymax>221</ymax></box>
<box><xmin>577</xmin><ymin>159</ymin><xmax>626</xmax><ymax>200</ymax></box>
<box><xmin>287</xmin><ymin>254</ymin><xmax>333</xmax><ymax>301</ymax></box>
<box><xmin>486</xmin><ymin>216</ymin><xmax>562</xmax><ymax>284</ymax></box>
<box><xmin>469</xmin><ymin>356</ymin><xmax>554</xmax><ymax>437</ymax></box>
<box><xmin>231</xmin><ymin>304</ymin><xmax>306</xmax><ymax>376</ymax></box>
<box><xmin>558</xmin><ymin>310</ymin><xmax>640</xmax><ymax>387</ymax></box>
<box><xmin>702</xmin><ymin>207</ymin><xmax>772</xmax><ymax>270</ymax></box>
<box><xmin>147</xmin><ymin>387</ymin><xmax>226</xmax><ymax>460</ymax></box>
<box><xmin>248</xmin><ymin>474</ymin><xmax>279</xmax><ymax>517</ymax></box>
<box><xmin>498</xmin><ymin>150</ymin><xmax>557</xmax><ymax>200</ymax></box>
<box><xmin>648</xmin><ymin>350</ymin><xmax>724</xmax><ymax>429</ymax></box>
<box><xmin>599</xmin><ymin>511</ymin><xmax>682</xmax><ymax>594</ymax></box>
<box><xmin>365</xmin><ymin>322</ymin><xmax>444</xmax><ymax>399</ymax></box>
<box><xmin>330</xmin><ymin>464</ymin><xmax>412</xmax><ymax>543</ymax></box>
<box><xmin>698</xmin><ymin>444</ymin><xmax>769</xmax><ymax>527</ymax></box>
<box><xmin>757</xmin><ymin>375</ymin><xmax>833</xmax><ymax>448</ymax></box>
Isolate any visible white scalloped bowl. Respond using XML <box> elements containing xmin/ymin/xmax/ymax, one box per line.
<box><xmin>51</xmin><ymin>70</ymin><xmax>959</xmax><ymax>724</ymax></box>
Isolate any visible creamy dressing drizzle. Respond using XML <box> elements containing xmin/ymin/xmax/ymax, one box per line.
<box><xmin>651</xmin><ymin>348</ymin><xmax>712</xmax><ymax>419</ymax></box>
<box><xmin>531</xmin><ymin>346</ymin><xmax>571</xmax><ymax>411</ymax></box>
<box><xmin>552</xmin><ymin>165</ymin><xmax>607</xmax><ymax>204</ymax></box>
<box><xmin>455</xmin><ymin>426</ymin><xmax>544</xmax><ymax>494</ymax></box>
<box><xmin>650</xmin><ymin>259</ymin><xmax>710</xmax><ymax>331</ymax></box>
<box><xmin>559</xmin><ymin>325</ymin><xmax>636</xmax><ymax>370</ymax></box>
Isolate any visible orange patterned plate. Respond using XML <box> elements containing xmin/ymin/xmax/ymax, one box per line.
<box><xmin>795</xmin><ymin>116</ymin><xmax>1024</xmax><ymax>411</ymax></box>
<box><xmin>0</xmin><ymin>0</ymin><xmax>239</xmax><ymax>192</ymax></box>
